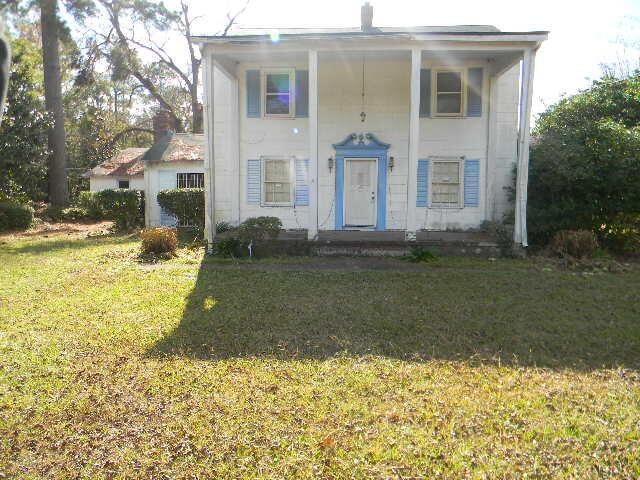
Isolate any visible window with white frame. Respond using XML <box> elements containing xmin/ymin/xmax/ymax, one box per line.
<box><xmin>177</xmin><ymin>172</ymin><xmax>204</xmax><ymax>188</ymax></box>
<box><xmin>431</xmin><ymin>159</ymin><xmax>462</xmax><ymax>207</ymax></box>
<box><xmin>262</xmin><ymin>158</ymin><xmax>294</xmax><ymax>205</ymax></box>
<box><xmin>118</xmin><ymin>179</ymin><xmax>130</xmax><ymax>189</ymax></box>
<box><xmin>263</xmin><ymin>69</ymin><xmax>294</xmax><ymax>117</ymax></box>
<box><xmin>434</xmin><ymin>70</ymin><xmax>464</xmax><ymax>116</ymax></box>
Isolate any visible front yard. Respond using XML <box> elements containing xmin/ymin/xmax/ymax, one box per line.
<box><xmin>1</xmin><ymin>231</ymin><xmax>639</xmax><ymax>478</ymax></box>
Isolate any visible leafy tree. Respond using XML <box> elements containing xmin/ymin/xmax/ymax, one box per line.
<box><xmin>0</xmin><ymin>35</ymin><xmax>52</xmax><ymax>202</ymax></box>
<box><xmin>528</xmin><ymin>73</ymin><xmax>640</xmax><ymax>251</ymax></box>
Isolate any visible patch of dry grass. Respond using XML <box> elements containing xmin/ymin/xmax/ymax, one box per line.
<box><xmin>1</xmin><ymin>233</ymin><xmax>639</xmax><ymax>478</ymax></box>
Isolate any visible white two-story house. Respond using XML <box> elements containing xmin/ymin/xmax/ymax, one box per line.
<box><xmin>194</xmin><ymin>3</ymin><xmax>547</xmax><ymax>247</ymax></box>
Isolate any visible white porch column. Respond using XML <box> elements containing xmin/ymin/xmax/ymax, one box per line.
<box><xmin>514</xmin><ymin>48</ymin><xmax>537</xmax><ymax>247</ymax></box>
<box><xmin>308</xmin><ymin>49</ymin><xmax>319</xmax><ymax>240</ymax></box>
<box><xmin>202</xmin><ymin>49</ymin><xmax>216</xmax><ymax>248</ymax></box>
<box><xmin>406</xmin><ymin>47</ymin><xmax>421</xmax><ymax>239</ymax></box>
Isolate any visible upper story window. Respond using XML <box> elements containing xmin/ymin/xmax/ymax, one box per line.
<box><xmin>177</xmin><ymin>172</ymin><xmax>204</xmax><ymax>189</ymax></box>
<box><xmin>431</xmin><ymin>159</ymin><xmax>462</xmax><ymax>207</ymax></box>
<box><xmin>263</xmin><ymin>69</ymin><xmax>295</xmax><ymax>117</ymax></box>
<box><xmin>434</xmin><ymin>70</ymin><xmax>464</xmax><ymax>116</ymax></box>
<box><xmin>118</xmin><ymin>179</ymin><xmax>130</xmax><ymax>189</ymax></box>
<box><xmin>262</xmin><ymin>157</ymin><xmax>294</xmax><ymax>205</ymax></box>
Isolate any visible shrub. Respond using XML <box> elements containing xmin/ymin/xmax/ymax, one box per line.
<box><xmin>157</xmin><ymin>188</ymin><xmax>204</xmax><ymax>232</ymax></box>
<box><xmin>94</xmin><ymin>189</ymin><xmax>144</xmax><ymax>231</ymax></box>
<box><xmin>528</xmin><ymin>74</ymin><xmax>640</xmax><ymax>250</ymax></box>
<box><xmin>58</xmin><ymin>207</ymin><xmax>90</xmax><ymax>222</ymax></box>
<box><xmin>404</xmin><ymin>246</ymin><xmax>438</xmax><ymax>263</ymax></box>
<box><xmin>549</xmin><ymin>230</ymin><xmax>599</xmax><ymax>259</ymax></box>
<box><xmin>213</xmin><ymin>237</ymin><xmax>242</xmax><ymax>257</ymax></box>
<box><xmin>76</xmin><ymin>191</ymin><xmax>104</xmax><ymax>220</ymax></box>
<box><xmin>0</xmin><ymin>201</ymin><xmax>34</xmax><ymax>231</ymax></box>
<box><xmin>216</xmin><ymin>221</ymin><xmax>233</xmax><ymax>233</ymax></box>
<box><xmin>237</xmin><ymin>216</ymin><xmax>282</xmax><ymax>243</ymax></box>
<box><xmin>140</xmin><ymin>227</ymin><xmax>178</xmax><ymax>256</ymax></box>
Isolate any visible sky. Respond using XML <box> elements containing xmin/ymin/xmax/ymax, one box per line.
<box><xmin>179</xmin><ymin>0</ymin><xmax>640</xmax><ymax>119</ymax></box>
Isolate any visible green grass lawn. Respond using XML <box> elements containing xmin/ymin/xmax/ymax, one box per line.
<box><xmin>1</xmin><ymin>232</ymin><xmax>639</xmax><ymax>478</ymax></box>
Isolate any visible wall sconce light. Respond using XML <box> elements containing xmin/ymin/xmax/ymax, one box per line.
<box><xmin>328</xmin><ymin>157</ymin><xmax>334</xmax><ymax>173</ymax></box>
<box><xmin>388</xmin><ymin>156</ymin><xmax>395</xmax><ymax>172</ymax></box>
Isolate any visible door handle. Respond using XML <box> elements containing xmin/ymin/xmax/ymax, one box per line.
<box><xmin>371</xmin><ymin>191</ymin><xmax>376</xmax><ymax>201</ymax></box>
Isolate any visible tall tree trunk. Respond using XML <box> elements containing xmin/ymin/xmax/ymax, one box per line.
<box><xmin>40</xmin><ymin>0</ymin><xmax>68</xmax><ymax>206</ymax></box>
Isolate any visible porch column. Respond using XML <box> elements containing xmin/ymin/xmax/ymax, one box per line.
<box><xmin>202</xmin><ymin>48</ymin><xmax>216</xmax><ymax>249</ymax></box>
<box><xmin>405</xmin><ymin>47</ymin><xmax>421</xmax><ymax>239</ymax></box>
<box><xmin>514</xmin><ymin>48</ymin><xmax>537</xmax><ymax>247</ymax></box>
<box><xmin>308</xmin><ymin>49</ymin><xmax>319</xmax><ymax>240</ymax></box>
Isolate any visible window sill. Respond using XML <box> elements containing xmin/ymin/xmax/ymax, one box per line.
<box><xmin>428</xmin><ymin>205</ymin><xmax>464</xmax><ymax>210</ymax></box>
<box><xmin>260</xmin><ymin>203</ymin><xmax>294</xmax><ymax>208</ymax></box>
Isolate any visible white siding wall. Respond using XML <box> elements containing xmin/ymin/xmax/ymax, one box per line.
<box><xmin>89</xmin><ymin>176</ymin><xmax>144</xmax><ymax>192</ymax></box>
<box><xmin>212</xmin><ymin>55</ymin><xmax>520</xmax><ymax>232</ymax></box>
<box><xmin>145</xmin><ymin>161</ymin><xmax>205</xmax><ymax>226</ymax></box>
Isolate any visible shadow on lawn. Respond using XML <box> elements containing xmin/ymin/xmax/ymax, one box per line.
<box><xmin>147</xmin><ymin>256</ymin><xmax>640</xmax><ymax>370</ymax></box>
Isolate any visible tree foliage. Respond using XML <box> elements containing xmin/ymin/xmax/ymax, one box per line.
<box><xmin>0</xmin><ymin>35</ymin><xmax>52</xmax><ymax>202</ymax></box>
<box><xmin>528</xmin><ymin>73</ymin><xmax>640</xmax><ymax>252</ymax></box>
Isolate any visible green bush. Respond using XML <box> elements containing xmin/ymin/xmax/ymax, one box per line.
<box><xmin>140</xmin><ymin>227</ymin><xmax>178</xmax><ymax>256</ymax></box>
<box><xmin>59</xmin><ymin>207</ymin><xmax>90</xmax><ymax>222</ymax></box>
<box><xmin>550</xmin><ymin>230</ymin><xmax>599</xmax><ymax>259</ymax></box>
<box><xmin>216</xmin><ymin>221</ymin><xmax>233</xmax><ymax>233</ymax></box>
<box><xmin>157</xmin><ymin>188</ymin><xmax>204</xmax><ymax>233</ymax></box>
<box><xmin>76</xmin><ymin>191</ymin><xmax>104</xmax><ymax>220</ymax></box>
<box><xmin>528</xmin><ymin>73</ymin><xmax>640</xmax><ymax>253</ymax></box>
<box><xmin>0</xmin><ymin>201</ymin><xmax>34</xmax><ymax>231</ymax></box>
<box><xmin>94</xmin><ymin>189</ymin><xmax>144</xmax><ymax>231</ymax></box>
<box><xmin>237</xmin><ymin>216</ymin><xmax>282</xmax><ymax>243</ymax></box>
<box><xmin>404</xmin><ymin>246</ymin><xmax>438</xmax><ymax>263</ymax></box>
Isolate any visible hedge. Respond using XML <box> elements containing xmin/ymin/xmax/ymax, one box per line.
<box><xmin>0</xmin><ymin>201</ymin><xmax>34</xmax><ymax>231</ymax></box>
<box><xmin>157</xmin><ymin>188</ymin><xmax>204</xmax><ymax>232</ymax></box>
<box><xmin>93</xmin><ymin>189</ymin><xmax>144</xmax><ymax>231</ymax></box>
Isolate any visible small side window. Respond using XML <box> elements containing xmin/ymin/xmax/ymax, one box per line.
<box><xmin>177</xmin><ymin>173</ymin><xmax>204</xmax><ymax>188</ymax></box>
<box><xmin>118</xmin><ymin>179</ymin><xmax>130</xmax><ymax>189</ymax></box>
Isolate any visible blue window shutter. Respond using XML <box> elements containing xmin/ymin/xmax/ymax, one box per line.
<box><xmin>295</xmin><ymin>158</ymin><xmax>309</xmax><ymax>206</ymax></box>
<box><xmin>295</xmin><ymin>70</ymin><xmax>309</xmax><ymax>118</ymax></box>
<box><xmin>464</xmin><ymin>159</ymin><xmax>480</xmax><ymax>207</ymax></box>
<box><xmin>246</xmin><ymin>70</ymin><xmax>261</xmax><ymax>118</ymax></box>
<box><xmin>467</xmin><ymin>68</ymin><xmax>483</xmax><ymax>117</ymax></box>
<box><xmin>416</xmin><ymin>159</ymin><xmax>430</xmax><ymax>207</ymax></box>
<box><xmin>419</xmin><ymin>69</ymin><xmax>431</xmax><ymax>118</ymax></box>
<box><xmin>247</xmin><ymin>159</ymin><xmax>261</xmax><ymax>204</ymax></box>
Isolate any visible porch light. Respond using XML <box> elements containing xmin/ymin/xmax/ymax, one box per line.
<box><xmin>328</xmin><ymin>157</ymin><xmax>334</xmax><ymax>173</ymax></box>
<box><xmin>389</xmin><ymin>156</ymin><xmax>395</xmax><ymax>172</ymax></box>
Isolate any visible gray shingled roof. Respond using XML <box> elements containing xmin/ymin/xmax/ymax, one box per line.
<box><xmin>193</xmin><ymin>25</ymin><xmax>548</xmax><ymax>41</ymax></box>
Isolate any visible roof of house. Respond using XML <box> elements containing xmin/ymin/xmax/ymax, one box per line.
<box><xmin>86</xmin><ymin>133</ymin><xmax>204</xmax><ymax>178</ymax></box>
<box><xmin>142</xmin><ymin>132</ymin><xmax>205</xmax><ymax>164</ymax></box>
<box><xmin>85</xmin><ymin>147</ymin><xmax>147</xmax><ymax>178</ymax></box>
<box><xmin>192</xmin><ymin>25</ymin><xmax>549</xmax><ymax>43</ymax></box>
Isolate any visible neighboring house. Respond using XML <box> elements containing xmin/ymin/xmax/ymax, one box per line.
<box><xmin>194</xmin><ymin>3</ymin><xmax>547</xmax><ymax>247</ymax></box>
<box><xmin>85</xmin><ymin>148</ymin><xmax>146</xmax><ymax>191</ymax></box>
<box><xmin>84</xmin><ymin>112</ymin><xmax>204</xmax><ymax>227</ymax></box>
<box><xmin>142</xmin><ymin>127</ymin><xmax>205</xmax><ymax>227</ymax></box>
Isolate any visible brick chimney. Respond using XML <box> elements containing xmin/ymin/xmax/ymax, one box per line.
<box><xmin>152</xmin><ymin>109</ymin><xmax>175</xmax><ymax>143</ymax></box>
<box><xmin>361</xmin><ymin>2</ymin><xmax>373</xmax><ymax>31</ymax></box>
